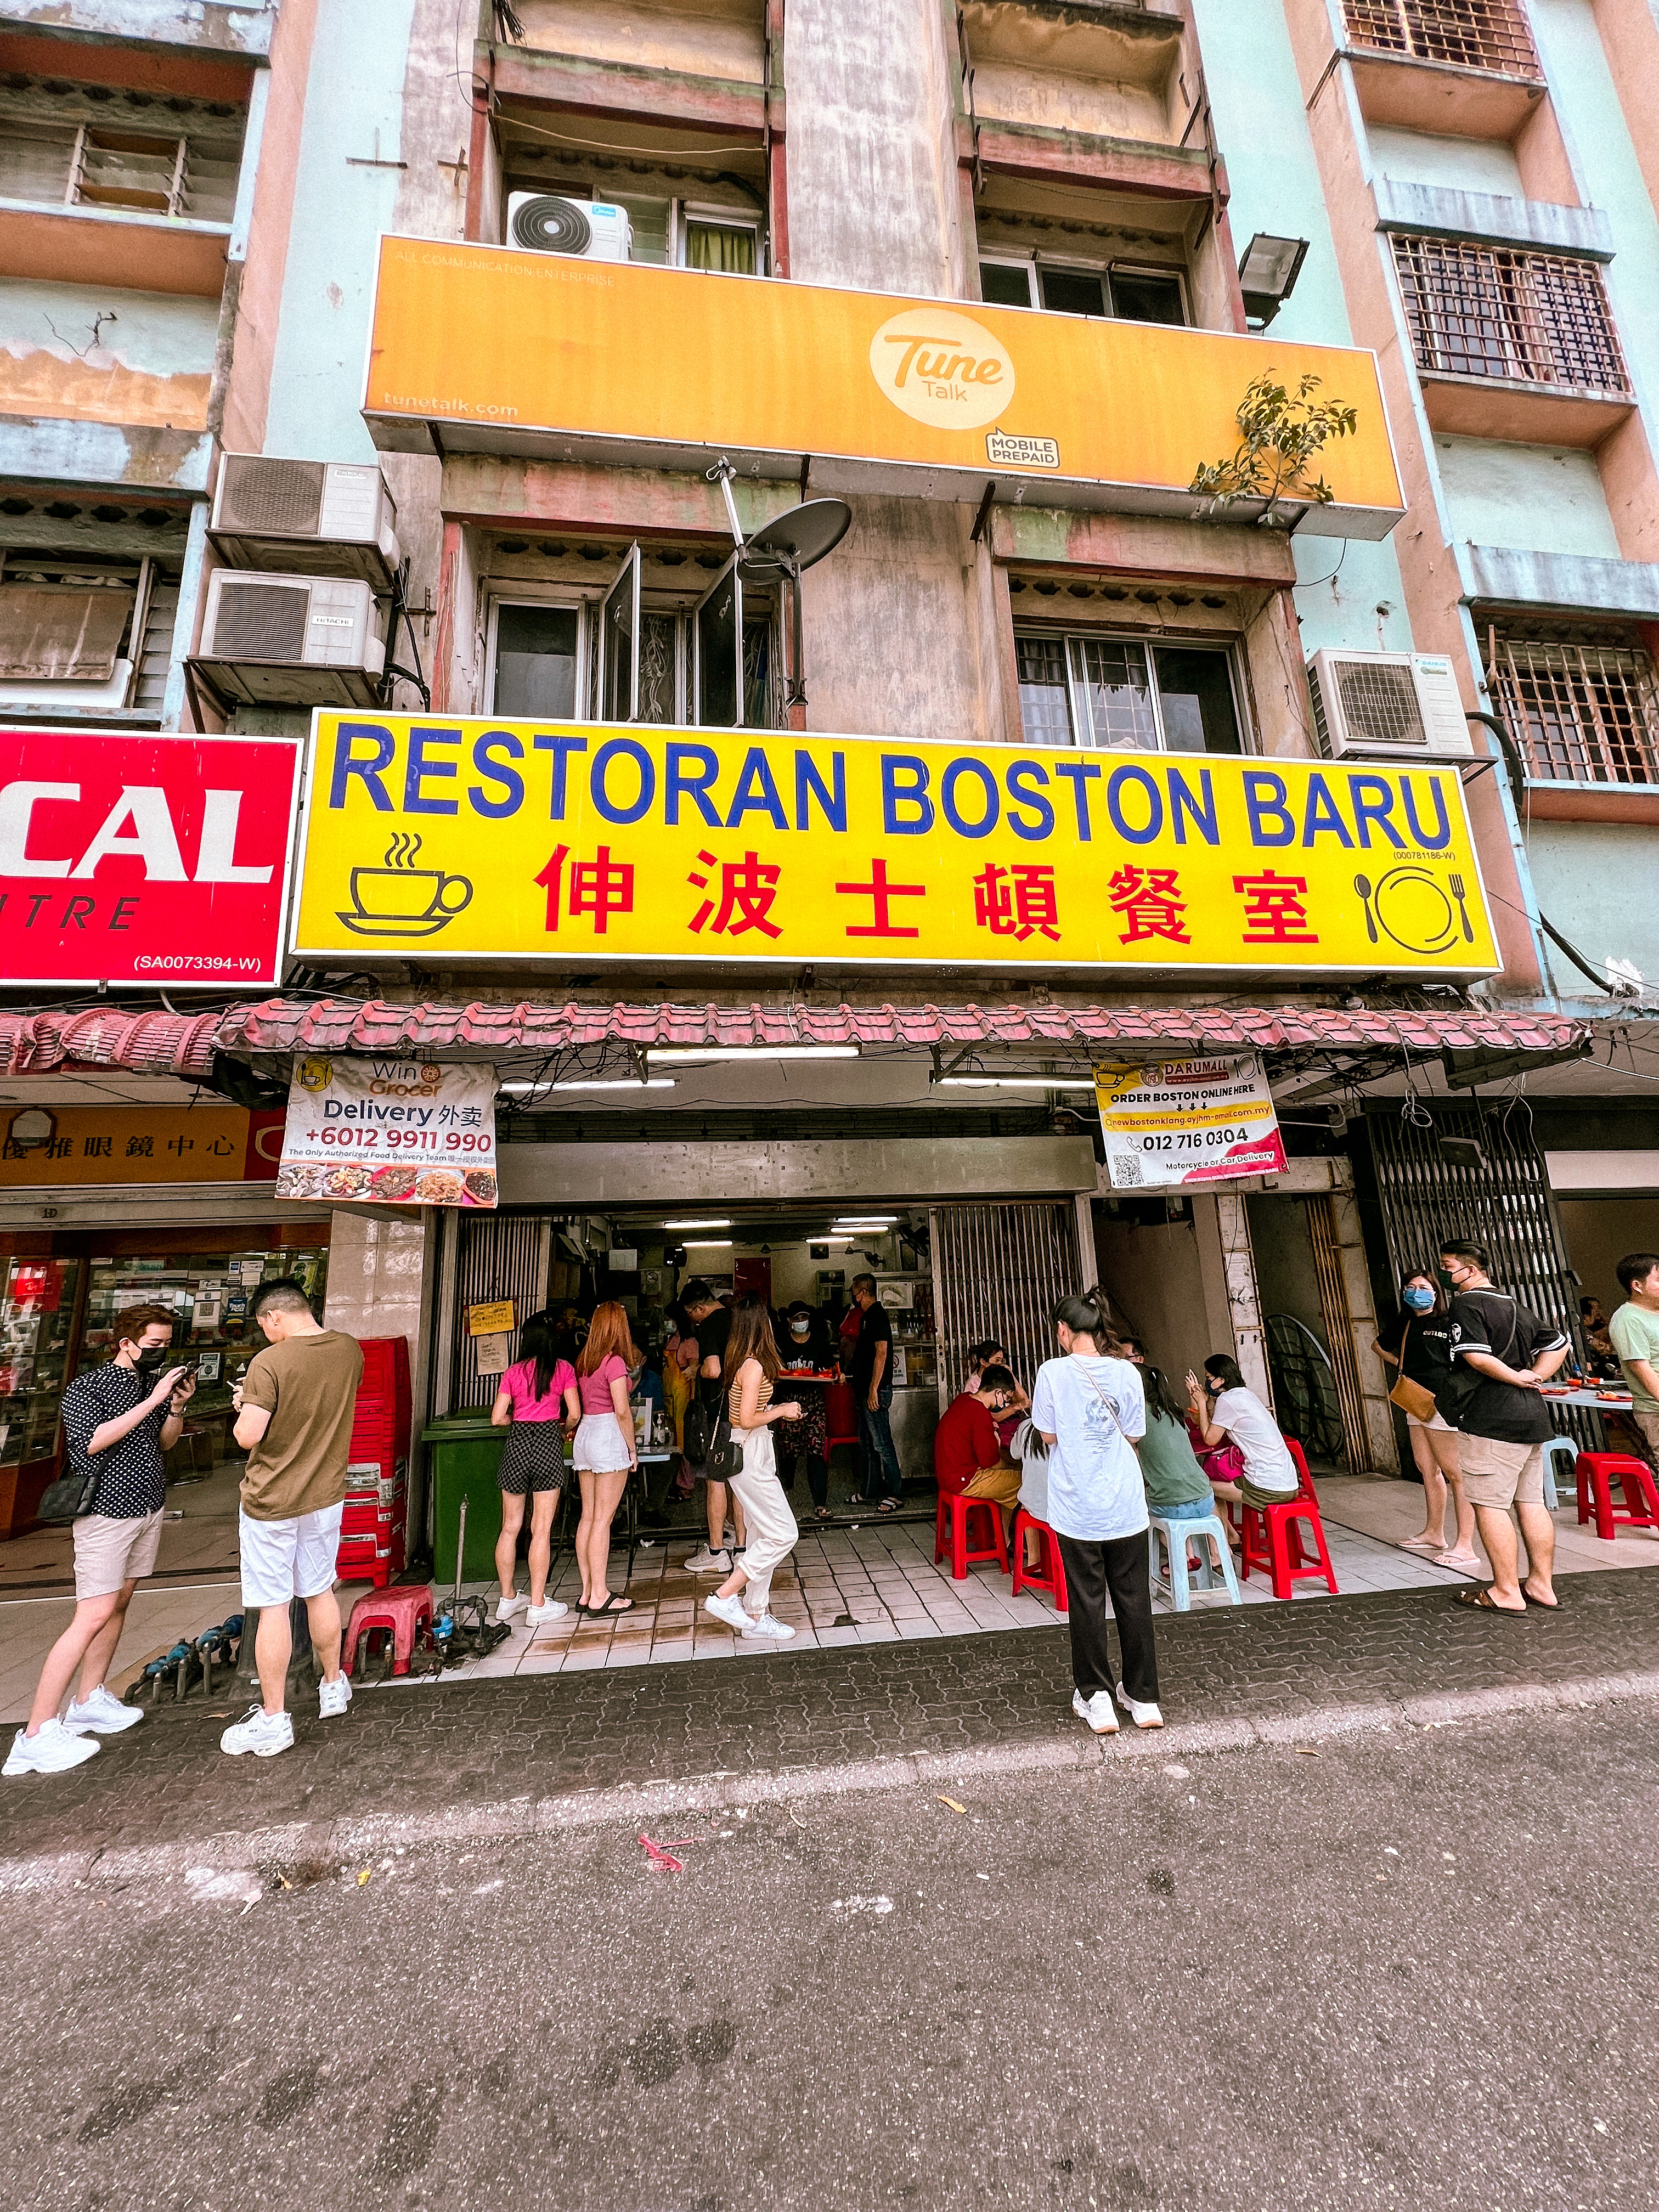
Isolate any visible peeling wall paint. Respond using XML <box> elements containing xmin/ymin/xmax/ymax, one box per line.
<box><xmin>0</xmin><ymin>276</ymin><xmax>217</xmax><ymax>428</ymax></box>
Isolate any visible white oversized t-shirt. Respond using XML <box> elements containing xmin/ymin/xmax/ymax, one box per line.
<box><xmin>1029</xmin><ymin>1354</ymin><xmax>1147</xmax><ymax>1543</ymax></box>
<box><xmin>1212</xmin><ymin>1386</ymin><xmax>1297</xmax><ymax>1492</ymax></box>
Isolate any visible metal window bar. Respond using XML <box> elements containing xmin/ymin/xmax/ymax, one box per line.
<box><xmin>928</xmin><ymin>1200</ymin><xmax>1081</xmax><ymax>1408</ymax></box>
<box><xmin>1486</xmin><ymin>631</ymin><xmax>1659</xmax><ymax>786</ymax></box>
<box><xmin>1305</xmin><ymin>1191</ymin><xmax>1370</xmax><ymax>1475</ymax></box>
<box><xmin>445</xmin><ymin>1210</ymin><xmax>552</xmax><ymax>1412</ymax></box>
<box><xmin>1343</xmin><ymin>0</ymin><xmax>1540</xmax><ymax>77</ymax></box>
<box><xmin>1391</xmin><ymin>236</ymin><xmax>1628</xmax><ymax>394</ymax></box>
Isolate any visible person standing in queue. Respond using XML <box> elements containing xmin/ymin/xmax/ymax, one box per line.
<box><xmin>679</xmin><ymin>1279</ymin><xmax>746</xmax><ymax>1575</ymax></box>
<box><xmin>1031</xmin><ymin>1290</ymin><xmax>1159</xmax><ymax>1735</ymax></box>
<box><xmin>571</xmin><ymin>1301</ymin><xmax>639</xmax><ymax>1617</ymax></box>
<box><xmin>489</xmin><ymin>1308</ymin><xmax>579</xmax><ymax>1628</ymax></box>
<box><xmin>847</xmin><ymin>1273</ymin><xmax>903</xmax><ymax>1513</ymax></box>
<box><xmin>1375</xmin><ymin>1270</ymin><xmax>1477</xmax><ymax>1570</ymax></box>
<box><xmin>776</xmin><ymin>1300</ymin><xmax>834</xmax><ymax>1520</ymax></box>
<box><xmin>703</xmin><ymin>1296</ymin><xmax>804</xmax><ymax>1641</ymax></box>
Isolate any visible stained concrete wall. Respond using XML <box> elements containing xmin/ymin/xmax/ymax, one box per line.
<box><xmin>0</xmin><ymin>277</ymin><xmax>217</xmax><ymax>430</ymax></box>
<box><xmin>1523</xmin><ymin>820</ymin><xmax>1659</xmax><ymax>992</ymax></box>
<box><xmin>1367</xmin><ymin>127</ymin><xmax>1526</xmax><ymax>199</ymax></box>
<box><xmin>1436</xmin><ymin>438</ymin><xmax>1623</xmax><ymax>560</ymax></box>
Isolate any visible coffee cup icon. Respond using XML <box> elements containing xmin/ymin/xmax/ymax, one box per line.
<box><xmin>338</xmin><ymin>846</ymin><xmax>473</xmax><ymax>938</ymax></box>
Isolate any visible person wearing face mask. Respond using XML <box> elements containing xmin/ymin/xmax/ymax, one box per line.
<box><xmin>1185</xmin><ymin>1355</ymin><xmax>1299</xmax><ymax>1515</ymax></box>
<box><xmin>1375</xmin><ymin>1269</ymin><xmax>1476</xmax><ymax>1570</ymax></box>
<box><xmin>7</xmin><ymin>1304</ymin><xmax>195</xmax><ymax>1778</ymax></box>
<box><xmin>775</xmin><ymin>1301</ymin><xmax>833</xmax><ymax>1518</ymax></box>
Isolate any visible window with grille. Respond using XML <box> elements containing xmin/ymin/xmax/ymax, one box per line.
<box><xmin>1486</xmin><ymin>629</ymin><xmax>1659</xmax><ymax>787</ymax></box>
<box><xmin>1391</xmin><ymin>236</ymin><xmax>1628</xmax><ymax>395</ymax></box>
<box><xmin>0</xmin><ymin>78</ymin><xmax>245</xmax><ymax>222</ymax></box>
<box><xmin>1343</xmin><ymin>0</ymin><xmax>1541</xmax><ymax>77</ymax></box>
<box><xmin>490</xmin><ymin>597</ymin><xmax>780</xmax><ymax>727</ymax></box>
<box><xmin>1014</xmin><ymin>631</ymin><xmax>1245</xmax><ymax>754</ymax></box>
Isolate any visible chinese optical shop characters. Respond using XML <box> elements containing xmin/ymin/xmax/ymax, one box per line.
<box><xmin>292</xmin><ymin>717</ymin><xmax>1499</xmax><ymax>977</ymax></box>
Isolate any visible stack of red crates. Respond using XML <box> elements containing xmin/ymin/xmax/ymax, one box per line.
<box><xmin>337</xmin><ymin>1336</ymin><xmax>411</xmax><ymax>1589</ymax></box>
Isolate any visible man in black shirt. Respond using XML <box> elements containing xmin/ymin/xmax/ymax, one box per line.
<box><xmin>5</xmin><ymin>1302</ymin><xmax>194</xmax><ymax>1778</ymax></box>
<box><xmin>1440</xmin><ymin>1240</ymin><xmax>1568</xmax><ymax>1615</ymax></box>
<box><xmin>679</xmin><ymin>1280</ymin><xmax>746</xmax><ymax>1574</ymax></box>
<box><xmin>848</xmin><ymin>1273</ymin><xmax>904</xmax><ymax>1510</ymax></box>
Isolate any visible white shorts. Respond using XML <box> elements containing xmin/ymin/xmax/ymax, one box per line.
<box><xmin>573</xmin><ymin>1412</ymin><xmax>633</xmax><ymax>1474</ymax></box>
<box><xmin>239</xmin><ymin>1503</ymin><xmax>343</xmax><ymax>1609</ymax></box>
<box><xmin>1405</xmin><ymin>1408</ymin><xmax>1453</xmax><ymax>1432</ymax></box>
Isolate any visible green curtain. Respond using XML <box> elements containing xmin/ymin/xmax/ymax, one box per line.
<box><xmin>686</xmin><ymin>222</ymin><xmax>757</xmax><ymax>275</ymax></box>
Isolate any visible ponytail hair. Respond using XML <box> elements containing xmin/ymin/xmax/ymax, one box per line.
<box><xmin>1140</xmin><ymin>1361</ymin><xmax>1188</xmax><ymax>1426</ymax></box>
<box><xmin>1050</xmin><ymin>1286</ymin><xmax>1123</xmax><ymax>1355</ymax></box>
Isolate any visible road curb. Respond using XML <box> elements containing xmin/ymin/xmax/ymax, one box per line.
<box><xmin>5</xmin><ymin>1665</ymin><xmax>1656</xmax><ymax>1896</ymax></box>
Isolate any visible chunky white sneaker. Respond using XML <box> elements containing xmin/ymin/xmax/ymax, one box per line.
<box><xmin>494</xmin><ymin>1592</ymin><xmax>528</xmax><ymax>1622</ymax></box>
<box><xmin>219</xmin><ymin>1704</ymin><xmax>295</xmax><ymax>1758</ymax></box>
<box><xmin>684</xmin><ymin>1546</ymin><xmax>732</xmax><ymax>1576</ymax></box>
<box><xmin>318</xmin><ymin>1674</ymin><xmax>352</xmax><ymax>1719</ymax></box>
<box><xmin>703</xmin><ymin>1592</ymin><xmax>750</xmax><ymax>1632</ymax></box>
<box><xmin>4</xmin><ymin>1718</ymin><xmax>100</xmax><ymax>1776</ymax></box>
<box><xmin>1115</xmin><ymin>1681</ymin><xmax>1165</xmax><ymax>1730</ymax></box>
<box><xmin>525</xmin><ymin>1598</ymin><xmax>569</xmax><ymax>1626</ymax></box>
<box><xmin>64</xmin><ymin>1684</ymin><xmax>143</xmax><ymax>1736</ymax></box>
<box><xmin>742</xmin><ymin>1612</ymin><xmax>795</xmax><ymax>1641</ymax></box>
<box><xmin>1071</xmin><ymin>1688</ymin><xmax>1120</xmax><ymax>1736</ymax></box>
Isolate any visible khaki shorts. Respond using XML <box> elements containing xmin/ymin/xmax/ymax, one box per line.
<box><xmin>1636</xmin><ymin>1410</ymin><xmax>1659</xmax><ymax>1460</ymax></box>
<box><xmin>963</xmin><ymin>1460</ymin><xmax>1022</xmax><ymax>1508</ymax></box>
<box><xmin>1458</xmin><ymin>1432</ymin><xmax>1544</xmax><ymax>1511</ymax></box>
<box><xmin>73</xmin><ymin>1508</ymin><xmax>164</xmax><ymax>1600</ymax></box>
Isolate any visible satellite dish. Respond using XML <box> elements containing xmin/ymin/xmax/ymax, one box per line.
<box><xmin>738</xmin><ymin>498</ymin><xmax>851</xmax><ymax>583</ymax></box>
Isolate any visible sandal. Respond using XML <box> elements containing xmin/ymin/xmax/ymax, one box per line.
<box><xmin>876</xmin><ymin>1498</ymin><xmax>901</xmax><ymax>1515</ymax></box>
<box><xmin>1522</xmin><ymin>1588</ymin><xmax>1560</xmax><ymax>1609</ymax></box>
<box><xmin>1399</xmin><ymin>1536</ymin><xmax>1443</xmax><ymax>1551</ymax></box>
<box><xmin>1455</xmin><ymin>1585</ymin><xmax>1525</xmax><ymax>1615</ymax></box>
<box><xmin>588</xmin><ymin>1593</ymin><xmax>634</xmax><ymax>1616</ymax></box>
<box><xmin>1436</xmin><ymin>1550</ymin><xmax>1480</xmax><ymax>1572</ymax></box>
<box><xmin>815</xmin><ymin>1507</ymin><xmax>833</xmax><ymax>1522</ymax></box>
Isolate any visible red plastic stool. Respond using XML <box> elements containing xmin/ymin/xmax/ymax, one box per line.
<box><xmin>1576</xmin><ymin>1452</ymin><xmax>1659</xmax><ymax>1542</ymax></box>
<box><xmin>1010</xmin><ymin>1509</ymin><xmax>1068</xmax><ymax>1613</ymax></box>
<box><xmin>934</xmin><ymin>1492</ymin><xmax>1009</xmax><ymax>1580</ymax></box>
<box><xmin>1238</xmin><ymin>1439</ymin><xmax>1339</xmax><ymax>1601</ymax></box>
<box><xmin>825</xmin><ymin>1380</ymin><xmax>860</xmax><ymax>1455</ymax></box>
<box><xmin>342</xmin><ymin>1582</ymin><xmax>432</xmax><ymax>1678</ymax></box>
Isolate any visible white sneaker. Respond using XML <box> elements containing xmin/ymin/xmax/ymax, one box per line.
<box><xmin>4</xmin><ymin>1718</ymin><xmax>100</xmax><ymax>1776</ymax></box>
<box><xmin>526</xmin><ymin>1598</ymin><xmax>569</xmax><ymax>1626</ymax></box>
<box><xmin>219</xmin><ymin>1704</ymin><xmax>295</xmax><ymax>1758</ymax></box>
<box><xmin>64</xmin><ymin>1684</ymin><xmax>143</xmax><ymax>1736</ymax></box>
<box><xmin>703</xmin><ymin>1592</ymin><xmax>750</xmax><ymax>1632</ymax></box>
<box><xmin>1115</xmin><ymin>1681</ymin><xmax>1165</xmax><ymax>1730</ymax></box>
<box><xmin>494</xmin><ymin>1592</ymin><xmax>528</xmax><ymax>1622</ymax></box>
<box><xmin>684</xmin><ymin>1546</ymin><xmax>732</xmax><ymax>1575</ymax></box>
<box><xmin>1072</xmin><ymin>1688</ymin><xmax>1120</xmax><ymax>1736</ymax></box>
<box><xmin>318</xmin><ymin>1674</ymin><xmax>352</xmax><ymax>1719</ymax></box>
<box><xmin>742</xmin><ymin>1611</ymin><xmax>795</xmax><ymax>1641</ymax></box>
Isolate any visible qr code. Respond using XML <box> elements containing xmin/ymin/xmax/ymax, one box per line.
<box><xmin>1111</xmin><ymin>1152</ymin><xmax>1143</xmax><ymax>1189</ymax></box>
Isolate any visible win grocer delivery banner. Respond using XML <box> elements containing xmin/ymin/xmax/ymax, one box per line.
<box><xmin>292</xmin><ymin>716</ymin><xmax>1500</xmax><ymax>978</ymax></box>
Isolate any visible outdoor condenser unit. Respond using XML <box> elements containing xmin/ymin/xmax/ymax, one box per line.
<box><xmin>506</xmin><ymin>191</ymin><xmax>633</xmax><ymax>262</ymax></box>
<box><xmin>210</xmin><ymin>455</ymin><xmax>400</xmax><ymax>584</ymax></box>
<box><xmin>194</xmin><ymin>570</ymin><xmax>385</xmax><ymax>707</ymax></box>
<box><xmin>1306</xmin><ymin>649</ymin><xmax>1475</xmax><ymax>761</ymax></box>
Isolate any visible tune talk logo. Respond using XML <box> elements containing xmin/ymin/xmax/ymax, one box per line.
<box><xmin>868</xmin><ymin>307</ymin><xmax>1015</xmax><ymax>430</ymax></box>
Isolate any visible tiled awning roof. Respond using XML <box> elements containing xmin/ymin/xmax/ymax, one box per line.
<box><xmin>0</xmin><ymin>1007</ymin><xmax>223</xmax><ymax>1081</ymax></box>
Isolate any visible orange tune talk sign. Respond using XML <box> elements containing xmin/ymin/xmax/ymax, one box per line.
<box><xmin>363</xmin><ymin>241</ymin><xmax>1405</xmax><ymax>537</ymax></box>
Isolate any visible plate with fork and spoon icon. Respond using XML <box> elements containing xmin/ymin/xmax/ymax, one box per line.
<box><xmin>1352</xmin><ymin>865</ymin><xmax>1475</xmax><ymax>956</ymax></box>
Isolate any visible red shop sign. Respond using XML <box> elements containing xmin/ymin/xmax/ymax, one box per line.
<box><xmin>0</xmin><ymin>728</ymin><xmax>301</xmax><ymax>987</ymax></box>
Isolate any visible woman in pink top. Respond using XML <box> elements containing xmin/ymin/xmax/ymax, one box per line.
<box><xmin>490</xmin><ymin>1310</ymin><xmax>579</xmax><ymax>1628</ymax></box>
<box><xmin>573</xmin><ymin>1302</ymin><xmax>640</xmax><ymax>1616</ymax></box>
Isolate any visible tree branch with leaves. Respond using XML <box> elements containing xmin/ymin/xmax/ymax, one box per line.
<box><xmin>1188</xmin><ymin>371</ymin><xmax>1359</xmax><ymax>527</ymax></box>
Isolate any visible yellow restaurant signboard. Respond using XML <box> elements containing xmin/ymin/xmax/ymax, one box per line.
<box><xmin>363</xmin><ymin>242</ymin><xmax>1405</xmax><ymax>538</ymax></box>
<box><xmin>293</xmin><ymin>715</ymin><xmax>1499</xmax><ymax>978</ymax></box>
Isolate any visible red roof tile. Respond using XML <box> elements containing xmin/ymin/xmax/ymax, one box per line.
<box><xmin>0</xmin><ymin>1007</ymin><xmax>222</xmax><ymax>1080</ymax></box>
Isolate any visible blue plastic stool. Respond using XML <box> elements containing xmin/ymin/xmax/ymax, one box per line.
<box><xmin>1148</xmin><ymin>1512</ymin><xmax>1242</xmax><ymax>1611</ymax></box>
<box><xmin>1540</xmin><ymin>1434</ymin><xmax>1577</xmax><ymax>1514</ymax></box>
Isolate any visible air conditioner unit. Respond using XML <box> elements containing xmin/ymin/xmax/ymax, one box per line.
<box><xmin>211</xmin><ymin>455</ymin><xmax>400</xmax><ymax>585</ymax></box>
<box><xmin>507</xmin><ymin>192</ymin><xmax>633</xmax><ymax>262</ymax></box>
<box><xmin>1307</xmin><ymin>650</ymin><xmax>1474</xmax><ymax>761</ymax></box>
<box><xmin>194</xmin><ymin>570</ymin><xmax>385</xmax><ymax>708</ymax></box>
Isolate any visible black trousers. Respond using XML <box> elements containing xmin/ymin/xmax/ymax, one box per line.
<box><xmin>1055</xmin><ymin>1529</ymin><xmax>1159</xmax><ymax>1705</ymax></box>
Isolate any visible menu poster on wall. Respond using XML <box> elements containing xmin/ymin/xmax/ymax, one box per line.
<box><xmin>276</xmin><ymin>1057</ymin><xmax>499</xmax><ymax>1208</ymax></box>
<box><xmin>1094</xmin><ymin>1056</ymin><xmax>1288</xmax><ymax>1191</ymax></box>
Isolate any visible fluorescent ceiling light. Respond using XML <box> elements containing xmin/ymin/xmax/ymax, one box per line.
<box><xmin>648</xmin><ymin>1045</ymin><xmax>859</xmax><ymax>1064</ymax></box>
<box><xmin>663</xmin><ymin>1218</ymin><xmax>732</xmax><ymax>1230</ymax></box>
<box><xmin>682</xmin><ymin>1238</ymin><xmax>733</xmax><ymax>1248</ymax></box>
<box><xmin>499</xmin><ymin>1077</ymin><xmax>675</xmax><ymax>1094</ymax></box>
<box><xmin>936</xmin><ymin>1075</ymin><xmax>1097</xmax><ymax>1090</ymax></box>
<box><xmin>833</xmin><ymin>1216</ymin><xmax>896</xmax><ymax>1227</ymax></box>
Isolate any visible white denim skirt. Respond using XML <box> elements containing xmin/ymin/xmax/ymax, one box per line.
<box><xmin>573</xmin><ymin>1410</ymin><xmax>633</xmax><ymax>1474</ymax></box>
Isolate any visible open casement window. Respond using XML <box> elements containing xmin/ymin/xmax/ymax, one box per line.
<box><xmin>597</xmin><ymin>543</ymin><xmax>641</xmax><ymax>723</ymax></box>
<box><xmin>684</xmin><ymin>214</ymin><xmax>759</xmax><ymax>274</ymax></box>
<box><xmin>693</xmin><ymin>557</ymin><xmax>744</xmax><ymax>729</ymax></box>
<box><xmin>491</xmin><ymin>602</ymin><xmax>581</xmax><ymax>718</ymax></box>
<box><xmin>1014</xmin><ymin>632</ymin><xmax>1245</xmax><ymax>754</ymax></box>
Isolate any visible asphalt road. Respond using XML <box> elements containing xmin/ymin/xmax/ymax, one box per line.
<box><xmin>9</xmin><ymin>1701</ymin><xmax>1655</xmax><ymax>2212</ymax></box>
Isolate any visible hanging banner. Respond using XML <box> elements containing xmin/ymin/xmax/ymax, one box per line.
<box><xmin>275</xmin><ymin>1056</ymin><xmax>498</xmax><ymax>1207</ymax></box>
<box><xmin>292</xmin><ymin>715</ymin><xmax>1501</xmax><ymax>978</ymax></box>
<box><xmin>1095</xmin><ymin>1056</ymin><xmax>1287</xmax><ymax>1190</ymax></box>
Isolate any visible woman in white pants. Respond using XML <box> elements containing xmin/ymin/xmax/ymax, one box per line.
<box><xmin>703</xmin><ymin>1297</ymin><xmax>803</xmax><ymax>1643</ymax></box>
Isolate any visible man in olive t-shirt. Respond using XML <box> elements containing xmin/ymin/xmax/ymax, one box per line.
<box><xmin>221</xmin><ymin>1279</ymin><xmax>365</xmax><ymax>1759</ymax></box>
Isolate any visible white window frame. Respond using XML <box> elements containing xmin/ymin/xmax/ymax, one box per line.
<box><xmin>977</xmin><ymin>252</ymin><xmax>1037</xmax><ymax>308</ymax></box>
<box><xmin>979</xmin><ymin>250</ymin><xmax>1189</xmax><ymax>325</ymax></box>
<box><xmin>1014</xmin><ymin>625</ymin><xmax>1249</xmax><ymax>754</ymax></box>
<box><xmin>486</xmin><ymin>592</ymin><xmax>590</xmax><ymax>718</ymax></box>
<box><xmin>1106</xmin><ymin>261</ymin><xmax>1190</xmax><ymax>328</ymax></box>
<box><xmin>678</xmin><ymin>201</ymin><xmax>764</xmax><ymax>274</ymax></box>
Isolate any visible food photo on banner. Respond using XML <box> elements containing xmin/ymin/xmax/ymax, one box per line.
<box><xmin>1094</xmin><ymin>1056</ymin><xmax>1288</xmax><ymax>1190</ymax></box>
<box><xmin>291</xmin><ymin>714</ymin><xmax>1501</xmax><ymax>978</ymax></box>
<box><xmin>275</xmin><ymin>1056</ymin><xmax>499</xmax><ymax>1209</ymax></box>
<box><xmin>0</xmin><ymin>726</ymin><xmax>300</xmax><ymax>986</ymax></box>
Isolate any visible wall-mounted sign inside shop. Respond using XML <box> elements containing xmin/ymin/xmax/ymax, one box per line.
<box><xmin>1094</xmin><ymin>1057</ymin><xmax>1287</xmax><ymax>1190</ymax></box>
<box><xmin>293</xmin><ymin>715</ymin><xmax>1500</xmax><ymax>978</ymax></box>
<box><xmin>275</xmin><ymin>1056</ymin><xmax>498</xmax><ymax>1207</ymax></box>
<box><xmin>0</xmin><ymin>729</ymin><xmax>300</xmax><ymax>987</ymax></box>
<box><xmin>0</xmin><ymin>1104</ymin><xmax>283</xmax><ymax>1187</ymax></box>
<box><xmin>363</xmin><ymin>242</ymin><xmax>1405</xmax><ymax>538</ymax></box>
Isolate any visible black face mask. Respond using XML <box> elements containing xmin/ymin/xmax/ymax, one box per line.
<box><xmin>132</xmin><ymin>1346</ymin><xmax>171</xmax><ymax>1375</ymax></box>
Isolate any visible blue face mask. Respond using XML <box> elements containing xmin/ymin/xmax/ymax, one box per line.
<box><xmin>1403</xmin><ymin>1286</ymin><xmax>1436</xmax><ymax>1313</ymax></box>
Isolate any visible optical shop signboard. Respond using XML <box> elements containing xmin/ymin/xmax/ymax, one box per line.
<box><xmin>292</xmin><ymin>715</ymin><xmax>1500</xmax><ymax>978</ymax></box>
<box><xmin>1095</xmin><ymin>1058</ymin><xmax>1286</xmax><ymax>1191</ymax></box>
<box><xmin>276</xmin><ymin>1056</ymin><xmax>499</xmax><ymax>1208</ymax></box>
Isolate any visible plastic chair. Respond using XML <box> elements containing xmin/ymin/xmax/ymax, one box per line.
<box><xmin>1010</xmin><ymin>1509</ymin><xmax>1068</xmax><ymax>1612</ymax></box>
<box><xmin>934</xmin><ymin>1492</ymin><xmax>1009</xmax><ymax>1580</ymax></box>
<box><xmin>1575</xmin><ymin>1452</ymin><xmax>1659</xmax><ymax>1543</ymax></box>
<box><xmin>1148</xmin><ymin>1512</ymin><xmax>1242</xmax><ymax>1611</ymax></box>
<box><xmin>1237</xmin><ymin>1438</ymin><xmax>1339</xmax><ymax>1601</ymax></box>
<box><xmin>825</xmin><ymin>1380</ymin><xmax>860</xmax><ymax>1455</ymax></box>
<box><xmin>1539</xmin><ymin>1434</ymin><xmax>1577</xmax><ymax>1514</ymax></box>
<box><xmin>342</xmin><ymin>1582</ymin><xmax>433</xmax><ymax>1678</ymax></box>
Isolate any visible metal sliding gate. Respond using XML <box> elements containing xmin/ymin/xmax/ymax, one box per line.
<box><xmin>436</xmin><ymin>1210</ymin><xmax>553</xmax><ymax>1414</ymax></box>
<box><xmin>929</xmin><ymin>1200</ymin><xmax>1082</xmax><ymax>1406</ymax></box>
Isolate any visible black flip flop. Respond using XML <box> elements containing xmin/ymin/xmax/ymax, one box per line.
<box><xmin>876</xmin><ymin>1498</ymin><xmax>901</xmax><ymax>1515</ymax></box>
<box><xmin>589</xmin><ymin>1593</ymin><xmax>634</xmax><ymax>1616</ymax></box>
<box><xmin>1522</xmin><ymin>1589</ymin><xmax>1561</xmax><ymax>1609</ymax></box>
<box><xmin>1456</xmin><ymin>1585</ymin><xmax>1525</xmax><ymax>1616</ymax></box>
